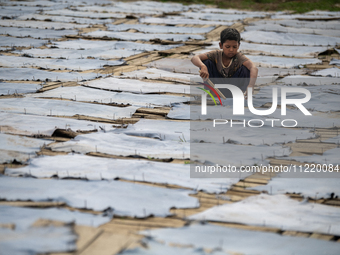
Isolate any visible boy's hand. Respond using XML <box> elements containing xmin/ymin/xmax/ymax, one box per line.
<box><xmin>199</xmin><ymin>65</ymin><xmax>209</xmax><ymax>80</ymax></box>
<box><xmin>244</xmin><ymin>90</ymin><xmax>248</xmax><ymax>99</ymax></box>
<box><xmin>244</xmin><ymin>86</ymin><xmax>254</xmax><ymax>99</ymax></box>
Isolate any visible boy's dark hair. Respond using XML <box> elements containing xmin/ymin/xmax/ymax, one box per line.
<box><xmin>220</xmin><ymin>28</ymin><xmax>241</xmax><ymax>44</ymax></box>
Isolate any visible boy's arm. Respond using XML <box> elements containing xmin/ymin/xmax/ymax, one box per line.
<box><xmin>191</xmin><ymin>53</ymin><xmax>209</xmax><ymax>79</ymax></box>
<box><xmin>243</xmin><ymin>59</ymin><xmax>258</xmax><ymax>97</ymax></box>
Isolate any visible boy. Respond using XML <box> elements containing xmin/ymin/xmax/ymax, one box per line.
<box><xmin>191</xmin><ymin>28</ymin><xmax>258</xmax><ymax>98</ymax></box>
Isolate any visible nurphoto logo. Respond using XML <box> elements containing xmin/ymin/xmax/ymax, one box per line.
<box><xmin>199</xmin><ymin>83</ymin><xmax>312</xmax><ymax>128</ymax></box>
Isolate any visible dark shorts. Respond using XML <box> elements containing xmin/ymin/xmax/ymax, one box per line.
<box><xmin>202</xmin><ymin>59</ymin><xmax>250</xmax><ymax>98</ymax></box>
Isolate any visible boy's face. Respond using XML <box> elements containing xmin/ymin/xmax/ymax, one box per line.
<box><xmin>219</xmin><ymin>40</ymin><xmax>240</xmax><ymax>58</ymax></box>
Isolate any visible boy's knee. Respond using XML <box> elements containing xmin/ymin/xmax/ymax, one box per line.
<box><xmin>202</xmin><ymin>59</ymin><xmax>213</xmax><ymax>67</ymax></box>
<box><xmin>202</xmin><ymin>59</ymin><xmax>222</xmax><ymax>78</ymax></box>
<box><xmin>239</xmin><ymin>65</ymin><xmax>250</xmax><ymax>78</ymax></box>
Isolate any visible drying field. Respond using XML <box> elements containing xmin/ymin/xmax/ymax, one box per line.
<box><xmin>0</xmin><ymin>0</ymin><xmax>340</xmax><ymax>254</ymax></box>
